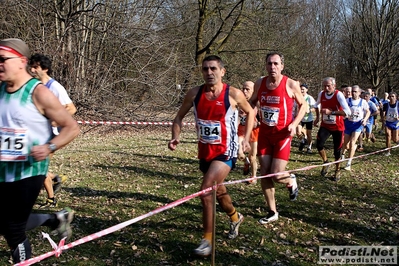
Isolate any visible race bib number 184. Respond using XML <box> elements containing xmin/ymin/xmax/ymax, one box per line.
<box><xmin>197</xmin><ymin>119</ymin><xmax>222</xmax><ymax>144</ymax></box>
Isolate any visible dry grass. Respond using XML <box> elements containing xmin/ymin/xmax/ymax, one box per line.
<box><xmin>0</xmin><ymin>125</ymin><xmax>398</xmax><ymax>265</ymax></box>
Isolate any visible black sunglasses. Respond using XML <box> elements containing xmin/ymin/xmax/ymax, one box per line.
<box><xmin>0</xmin><ymin>56</ymin><xmax>20</xmax><ymax>63</ymax></box>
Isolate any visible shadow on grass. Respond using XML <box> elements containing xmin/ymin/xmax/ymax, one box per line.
<box><xmin>92</xmin><ymin>159</ymin><xmax>201</xmax><ymax>182</ymax></box>
<box><xmin>269</xmin><ymin>177</ymin><xmax>398</xmax><ymax>246</ymax></box>
<box><xmin>63</xmin><ymin>186</ymin><xmax>202</xmax><ymax>212</ymax></box>
<box><xmin>95</xmin><ymin>152</ymin><xmax>199</xmax><ymax>166</ymax></box>
<box><xmin>146</xmin><ymin>136</ymin><xmax>198</xmax><ymax>143</ymax></box>
<box><xmin>52</xmin><ymin>217</ymin><xmax>310</xmax><ymax>266</ymax></box>
<box><xmin>286</xmin><ymin>206</ymin><xmax>396</xmax><ymax>242</ymax></box>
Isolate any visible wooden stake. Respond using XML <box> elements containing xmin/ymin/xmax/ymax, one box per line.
<box><xmin>211</xmin><ymin>181</ymin><xmax>217</xmax><ymax>265</ymax></box>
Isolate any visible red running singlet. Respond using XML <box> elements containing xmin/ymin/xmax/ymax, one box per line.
<box><xmin>193</xmin><ymin>84</ymin><xmax>239</xmax><ymax>161</ymax></box>
<box><xmin>320</xmin><ymin>90</ymin><xmax>345</xmax><ymax>131</ymax></box>
<box><xmin>257</xmin><ymin>75</ymin><xmax>294</xmax><ymax>135</ymax></box>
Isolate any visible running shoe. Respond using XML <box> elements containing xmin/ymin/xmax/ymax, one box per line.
<box><xmin>357</xmin><ymin>146</ymin><xmax>364</xmax><ymax>152</ymax></box>
<box><xmin>298</xmin><ymin>139</ymin><xmax>306</xmax><ymax>152</ymax></box>
<box><xmin>385</xmin><ymin>151</ymin><xmax>391</xmax><ymax>156</ymax></box>
<box><xmin>193</xmin><ymin>239</ymin><xmax>212</xmax><ymax>257</ymax></box>
<box><xmin>306</xmin><ymin>148</ymin><xmax>312</xmax><ymax>154</ymax></box>
<box><xmin>243</xmin><ymin>157</ymin><xmax>250</xmax><ymax>175</ymax></box>
<box><xmin>344</xmin><ymin>163</ymin><xmax>351</xmax><ymax>171</ymax></box>
<box><xmin>53</xmin><ymin>175</ymin><xmax>68</xmax><ymax>194</ymax></box>
<box><xmin>228</xmin><ymin>213</ymin><xmax>244</xmax><ymax>239</ymax></box>
<box><xmin>258</xmin><ymin>210</ymin><xmax>279</xmax><ymax>224</ymax></box>
<box><xmin>39</xmin><ymin>198</ymin><xmax>58</xmax><ymax>209</ymax></box>
<box><xmin>53</xmin><ymin>207</ymin><xmax>74</xmax><ymax>239</ymax></box>
<box><xmin>246</xmin><ymin>177</ymin><xmax>257</xmax><ymax>185</ymax></box>
<box><xmin>287</xmin><ymin>174</ymin><xmax>298</xmax><ymax>201</ymax></box>
<box><xmin>320</xmin><ymin>161</ymin><xmax>329</xmax><ymax>177</ymax></box>
<box><xmin>332</xmin><ymin>170</ymin><xmax>341</xmax><ymax>182</ymax></box>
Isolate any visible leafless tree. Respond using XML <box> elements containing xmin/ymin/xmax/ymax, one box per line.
<box><xmin>342</xmin><ymin>0</ymin><xmax>399</xmax><ymax>94</ymax></box>
<box><xmin>3</xmin><ymin>0</ymin><xmax>398</xmax><ymax>119</ymax></box>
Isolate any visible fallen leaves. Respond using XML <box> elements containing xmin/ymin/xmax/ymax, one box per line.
<box><xmin>22</xmin><ymin>129</ymin><xmax>398</xmax><ymax>266</ymax></box>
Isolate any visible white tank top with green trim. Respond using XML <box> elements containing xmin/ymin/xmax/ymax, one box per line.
<box><xmin>0</xmin><ymin>78</ymin><xmax>51</xmax><ymax>182</ymax></box>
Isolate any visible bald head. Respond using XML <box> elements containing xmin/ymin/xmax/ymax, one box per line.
<box><xmin>241</xmin><ymin>81</ymin><xmax>254</xmax><ymax>100</ymax></box>
<box><xmin>344</xmin><ymin>86</ymin><xmax>352</xmax><ymax>98</ymax></box>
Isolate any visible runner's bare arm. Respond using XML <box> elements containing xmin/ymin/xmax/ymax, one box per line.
<box><xmin>288</xmin><ymin>79</ymin><xmax>307</xmax><ymax>136</ymax></box>
<box><xmin>230</xmin><ymin>86</ymin><xmax>255</xmax><ymax>152</ymax></box>
<box><xmin>169</xmin><ymin>87</ymin><xmax>199</xmax><ymax>151</ymax></box>
<box><xmin>249</xmin><ymin>77</ymin><xmax>262</xmax><ymax>108</ymax></box>
<box><xmin>31</xmin><ymin>84</ymin><xmax>79</xmax><ymax>160</ymax></box>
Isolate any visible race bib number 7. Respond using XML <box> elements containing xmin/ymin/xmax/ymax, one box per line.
<box><xmin>197</xmin><ymin>119</ymin><xmax>221</xmax><ymax>144</ymax></box>
<box><xmin>0</xmin><ymin>127</ymin><xmax>29</xmax><ymax>162</ymax></box>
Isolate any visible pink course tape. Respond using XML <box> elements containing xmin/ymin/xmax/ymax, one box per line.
<box><xmin>14</xmin><ymin>144</ymin><xmax>398</xmax><ymax>266</ymax></box>
<box><xmin>15</xmin><ymin>186</ymin><xmax>216</xmax><ymax>266</ymax></box>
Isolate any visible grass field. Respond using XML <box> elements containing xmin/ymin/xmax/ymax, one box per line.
<box><xmin>1</xmin><ymin>125</ymin><xmax>398</xmax><ymax>265</ymax></box>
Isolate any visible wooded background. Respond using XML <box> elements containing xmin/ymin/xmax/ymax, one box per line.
<box><xmin>2</xmin><ymin>0</ymin><xmax>399</xmax><ymax>121</ymax></box>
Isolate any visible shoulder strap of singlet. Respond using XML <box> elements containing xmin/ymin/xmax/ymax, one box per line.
<box><xmin>0</xmin><ymin>82</ymin><xmax>6</xmax><ymax>99</ymax></box>
<box><xmin>45</xmin><ymin>78</ymin><xmax>55</xmax><ymax>88</ymax></box>
<box><xmin>0</xmin><ymin>82</ymin><xmax>5</xmax><ymax>90</ymax></box>
<box><xmin>223</xmin><ymin>84</ymin><xmax>230</xmax><ymax>112</ymax></box>
<box><xmin>26</xmin><ymin>78</ymin><xmax>41</xmax><ymax>91</ymax></box>
<box><xmin>0</xmin><ymin>78</ymin><xmax>39</xmax><ymax>91</ymax></box>
<box><xmin>1</xmin><ymin>78</ymin><xmax>40</xmax><ymax>93</ymax></box>
<box><xmin>193</xmin><ymin>85</ymin><xmax>204</xmax><ymax>107</ymax></box>
<box><xmin>261</xmin><ymin>77</ymin><xmax>267</xmax><ymax>89</ymax></box>
<box><xmin>194</xmin><ymin>84</ymin><xmax>230</xmax><ymax>107</ymax></box>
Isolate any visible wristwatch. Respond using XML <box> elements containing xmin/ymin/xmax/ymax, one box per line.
<box><xmin>48</xmin><ymin>142</ymin><xmax>57</xmax><ymax>152</ymax></box>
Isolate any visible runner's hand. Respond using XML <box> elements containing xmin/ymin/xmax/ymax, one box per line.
<box><xmin>242</xmin><ymin>139</ymin><xmax>251</xmax><ymax>153</ymax></box>
<box><xmin>168</xmin><ymin>139</ymin><xmax>180</xmax><ymax>151</ymax></box>
<box><xmin>30</xmin><ymin>144</ymin><xmax>51</xmax><ymax>161</ymax></box>
<box><xmin>287</xmin><ymin>123</ymin><xmax>297</xmax><ymax>137</ymax></box>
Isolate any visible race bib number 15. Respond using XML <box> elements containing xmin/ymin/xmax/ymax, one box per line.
<box><xmin>197</xmin><ymin>119</ymin><xmax>221</xmax><ymax>144</ymax></box>
<box><xmin>0</xmin><ymin>127</ymin><xmax>29</xmax><ymax>162</ymax></box>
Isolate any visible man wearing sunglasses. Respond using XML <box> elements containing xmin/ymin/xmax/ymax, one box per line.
<box><xmin>0</xmin><ymin>38</ymin><xmax>79</xmax><ymax>263</ymax></box>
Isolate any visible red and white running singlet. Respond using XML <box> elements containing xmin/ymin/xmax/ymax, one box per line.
<box><xmin>320</xmin><ymin>90</ymin><xmax>345</xmax><ymax>131</ymax></box>
<box><xmin>257</xmin><ymin>76</ymin><xmax>294</xmax><ymax>135</ymax></box>
<box><xmin>193</xmin><ymin>84</ymin><xmax>238</xmax><ymax>161</ymax></box>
